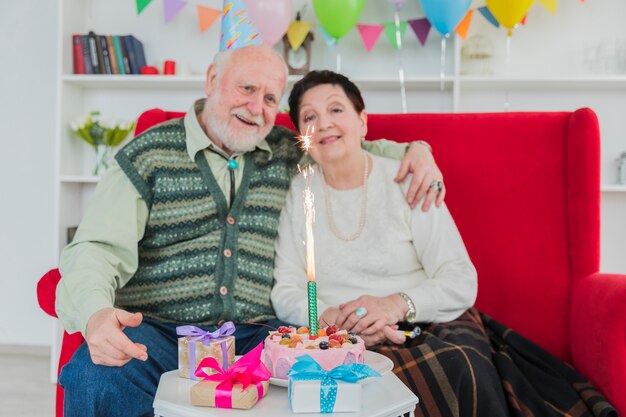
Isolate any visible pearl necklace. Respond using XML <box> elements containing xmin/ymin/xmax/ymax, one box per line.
<box><xmin>320</xmin><ymin>152</ymin><xmax>369</xmax><ymax>241</ymax></box>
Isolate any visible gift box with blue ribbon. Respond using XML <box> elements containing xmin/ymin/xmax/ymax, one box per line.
<box><xmin>176</xmin><ymin>321</ymin><xmax>235</xmax><ymax>380</ymax></box>
<box><xmin>287</xmin><ymin>354</ymin><xmax>381</xmax><ymax>413</ymax></box>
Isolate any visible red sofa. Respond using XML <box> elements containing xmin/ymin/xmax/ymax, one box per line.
<box><xmin>38</xmin><ymin>108</ymin><xmax>626</xmax><ymax>416</ymax></box>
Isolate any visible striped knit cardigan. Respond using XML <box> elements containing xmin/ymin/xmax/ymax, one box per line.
<box><xmin>114</xmin><ymin>118</ymin><xmax>301</xmax><ymax>325</ymax></box>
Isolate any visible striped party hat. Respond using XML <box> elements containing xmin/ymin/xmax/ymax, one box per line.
<box><xmin>219</xmin><ymin>0</ymin><xmax>263</xmax><ymax>51</ymax></box>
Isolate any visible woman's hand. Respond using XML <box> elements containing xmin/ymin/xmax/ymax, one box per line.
<box><xmin>334</xmin><ymin>294</ymin><xmax>406</xmax><ymax>335</ymax></box>
<box><xmin>360</xmin><ymin>325</ymin><xmax>406</xmax><ymax>347</ymax></box>
<box><xmin>318</xmin><ymin>306</ymin><xmax>341</xmax><ymax>328</ymax></box>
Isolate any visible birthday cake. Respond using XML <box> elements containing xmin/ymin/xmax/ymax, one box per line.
<box><xmin>262</xmin><ymin>325</ymin><xmax>366</xmax><ymax>379</ymax></box>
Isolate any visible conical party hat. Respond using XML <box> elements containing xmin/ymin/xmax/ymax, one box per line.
<box><xmin>219</xmin><ymin>0</ymin><xmax>263</xmax><ymax>51</ymax></box>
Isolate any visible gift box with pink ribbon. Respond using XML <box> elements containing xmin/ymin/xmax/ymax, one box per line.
<box><xmin>176</xmin><ymin>321</ymin><xmax>235</xmax><ymax>380</ymax></box>
<box><xmin>191</xmin><ymin>343</ymin><xmax>270</xmax><ymax>409</ymax></box>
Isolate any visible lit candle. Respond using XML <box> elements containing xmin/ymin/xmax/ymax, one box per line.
<box><xmin>297</xmin><ymin>126</ymin><xmax>318</xmax><ymax>337</ymax></box>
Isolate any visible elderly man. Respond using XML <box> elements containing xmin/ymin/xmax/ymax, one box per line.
<box><xmin>56</xmin><ymin>45</ymin><xmax>444</xmax><ymax>416</ymax></box>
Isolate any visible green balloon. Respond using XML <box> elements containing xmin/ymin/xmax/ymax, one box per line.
<box><xmin>313</xmin><ymin>0</ymin><xmax>366</xmax><ymax>39</ymax></box>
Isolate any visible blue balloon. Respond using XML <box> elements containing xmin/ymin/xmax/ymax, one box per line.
<box><xmin>420</xmin><ymin>0</ymin><xmax>472</xmax><ymax>36</ymax></box>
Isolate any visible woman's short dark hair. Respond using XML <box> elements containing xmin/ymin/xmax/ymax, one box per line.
<box><xmin>288</xmin><ymin>70</ymin><xmax>365</xmax><ymax>131</ymax></box>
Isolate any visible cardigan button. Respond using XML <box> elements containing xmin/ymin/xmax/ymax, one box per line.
<box><xmin>226</xmin><ymin>216</ymin><xmax>235</xmax><ymax>225</ymax></box>
<box><xmin>223</xmin><ymin>249</ymin><xmax>232</xmax><ymax>258</ymax></box>
<box><xmin>220</xmin><ymin>286</ymin><xmax>228</xmax><ymax>296</ymax></box>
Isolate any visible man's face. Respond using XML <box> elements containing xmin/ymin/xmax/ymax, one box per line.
<box><xmin>203</xmin><ymin>47</ymin><xmax>286</xmax><ymax>153</ymax></box>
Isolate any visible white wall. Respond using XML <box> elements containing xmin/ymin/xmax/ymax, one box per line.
<box><xmin>0</xmin><ymin>1</ymin><xmax>58</xmax><ymax>345</ymax></box>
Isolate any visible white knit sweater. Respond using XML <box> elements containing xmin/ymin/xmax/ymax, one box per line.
<box><xmin>271</xmin><ymin>153</ymin><xmax>477</xmax><ymax>327</ymax></box>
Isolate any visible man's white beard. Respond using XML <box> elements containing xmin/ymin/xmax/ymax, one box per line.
<box><xmin>204</xmin><ymin>93</ymin><xmax>270</xmax><ymax>153</ymax></box>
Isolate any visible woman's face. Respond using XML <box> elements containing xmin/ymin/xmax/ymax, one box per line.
<box><xmin>297</xmin><ymin>84</ymin><xmax>367</xmax><ymax>166</ymax></box>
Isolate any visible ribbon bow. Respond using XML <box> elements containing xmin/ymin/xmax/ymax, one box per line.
<box><xmin>176</xmin><ymin>321</ymin><xmax>236</xmax><ymax>342</ymax></box>
<box><xmin>176</xmin><ymin>321</ymin><xmax>236</xmax><ymax>379</ymax></box>
<box><xmin>195</xmin><ymin>343</ymin><xmax>271</xmax><ymax>408</ymax></box>
<box><xmin>288</xmin><ymin>354</ymin><xmax>381</xmax><ymax>413</ymax></box>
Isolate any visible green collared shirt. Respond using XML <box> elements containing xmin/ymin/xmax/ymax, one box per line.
<box><xmin>56</xmin><ymin>99</ymin><xmax>406</xmax><ymax>336</ymax></box>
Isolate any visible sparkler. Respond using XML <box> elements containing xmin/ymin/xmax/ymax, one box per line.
<box><xmin>296</xmin><ymin>125</ymin><xmax>318</xmax><ymax>337</ymax></box>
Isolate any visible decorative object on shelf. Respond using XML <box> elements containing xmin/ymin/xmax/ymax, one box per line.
<box><xmin>461</xmin><ymin>34</ymin><xmax>494</xmax><ymax>75</ymax></box>
<box><xmin>617</xmin><ymin>152</ymin><xmax>626</xmax><ymax>185</ymax></box>
<box><xmin>70</xmin><ymin>111</ymin><xmax>135</xmax><ymax>176</ymax></box>
<box><xmin>282</xmin><ymin>12</ymin><xmax>314</xmax><ymax>75</ymax></box>
<box><xmin>163</xmin><ymin>60</ymin><xmax>176</xmax><ymax>75</ymax></box>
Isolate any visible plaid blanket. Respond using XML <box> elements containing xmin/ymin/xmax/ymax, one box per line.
<box><xmin>372</xmin><ymin>308</ymin><xmax>616</xmax><ymax>417</ymax></box>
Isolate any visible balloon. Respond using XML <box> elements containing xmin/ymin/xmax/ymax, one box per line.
<box><xmin>313</xmin><ymin>0</ymin><xmax>365</xmax><ymax>40</ymax></box>
<box><xmin>244</xmin><ymin>0</ymin><xmax>293</xmax><ymax>46</ymax></box>
<box><xmin>420</xmin><ymin>0</ymin><xmax>472</xmax><ymax>36</ymax></box>
<box><xmin>485</xmin><ymin>0</ymin><xmax>534</xmax><ymax>30</ymax></box>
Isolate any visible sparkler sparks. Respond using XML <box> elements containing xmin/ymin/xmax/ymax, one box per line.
<box><xmin>296</xmin><ymin>125</ymin><xmax>315</xmax><ymax>152</ymax></box>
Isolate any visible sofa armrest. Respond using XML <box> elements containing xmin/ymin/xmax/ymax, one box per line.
<box><xmin>37</xmin><ymin>268</ymin><xmax>61</xmax><ymax>318</ymax></box>
<box><xmin>570</xmin><ymin>272</ymin><xmax>626</xmax><ymax>414</ymax></box>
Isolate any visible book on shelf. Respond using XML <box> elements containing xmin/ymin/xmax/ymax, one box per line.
<box><xmin>72</xmin><ymin>32</ymin><xmax>146</xmax><ymax>75</ymax></box>
<box><xmin>122</xmin><ymin>35</ymin><xmax>139</xmax><ymax>74</ymax></box>
<box><xmin>87</xmin><ymin>31</ymin><xmax>101</xmax><ymax>74</ymax></box>
<box><xmin>72</xmin><ymin>34</ymin><xmax>85</xmax><ymax>74</ymax></box>
<box><xmin>116</xmin><ymin>35</ymin><xmax>131</xmax><ymax>74</ymax></box>
<box><xmin>111</xmin><ymin>35</ymin><xmax>127</xmax><ymax>75</ymax></box>
<box><xmin>105</xmin><ymin>35</ymin><xmax>120</xmax><ymax>74</ymax></box>
<box><xmin>97</xmin><ymin>35</ymin><xmax>112</xmax><ymax>74</ymax></box>
<box><xmin>81</xmin><ymin>35</ymin><xmax>93</xmax><ymax>74</ymax></box>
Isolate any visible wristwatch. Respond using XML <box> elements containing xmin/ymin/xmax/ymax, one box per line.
<box><xmin>398</xmin><ymin>292</ymin><xmax>418</xmax><ymax>324</ymax></box>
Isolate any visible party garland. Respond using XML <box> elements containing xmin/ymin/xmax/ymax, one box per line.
<box><xmin>135</xmin><ymin>0</ymin><xmax>573</xmax><ymax>52</ymax></box>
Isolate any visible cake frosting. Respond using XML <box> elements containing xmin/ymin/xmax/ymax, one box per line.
<box><xmin>262</xmin><ymin>325</ymin><xmax>366</xmax><ymax>379</ymax></box>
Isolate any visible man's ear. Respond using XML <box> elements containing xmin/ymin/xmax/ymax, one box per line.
<box><xmin>205</xmin><ymin>64</ymin><xmax>217</xmax><ymax>96</ymax></box>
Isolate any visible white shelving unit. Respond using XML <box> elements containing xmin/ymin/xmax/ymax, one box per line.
<box><xmin>52</xmin><ymin>0</ymin><xmax>626</xmax><ymax>379</ymax></box>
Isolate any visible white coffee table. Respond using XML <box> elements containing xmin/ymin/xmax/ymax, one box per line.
<box><xmin>154</xmin><ymin>370</ymin><xmax>418</xmax><ymax>417</ymax></box>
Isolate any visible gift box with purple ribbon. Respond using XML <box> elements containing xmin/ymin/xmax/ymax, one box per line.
<box><xmin>176</xmin><ymin>321</ymin><xmax>235</xmax><ymax>380</ymax></box>
<box><xmin>191</xmin><ymin>343</ymin><xmax>270</xmax><ymax>409</ymax></box>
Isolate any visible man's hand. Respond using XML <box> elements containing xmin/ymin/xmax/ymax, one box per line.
<box><xmin>85</xmin><ymin>307</ymin><xmax>148</xmax><ymax>366</ymax></box>
<box><xmin>394</xmin><ymin>142</ymin><xmax>445</xmax><ymax>211</ymax></box>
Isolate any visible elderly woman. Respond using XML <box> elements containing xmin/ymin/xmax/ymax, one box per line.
<box><xmin>271</xmin><ymin>70</ymin><xmax>615</xmax><ymax>417</ymax></box>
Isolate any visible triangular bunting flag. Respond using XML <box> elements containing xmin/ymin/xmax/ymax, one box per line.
<box><xmin>478</xmin><ymin>6</ymin><xmax>499</xmax><ymax>28</ymax></box>
<box><xmin>197</xmin><ymin>6</ymin><xmax>221</xmax><ymax>32</ymax></box>
<box><xmin>538</xmin><ymin>0</ymin><xmax>558</xmax><ymax>15</ymax></box>
<box><xmin>136</xmin><ymin>0</ymin><xmax>153</xmax><ymax>15</ymax></box>
<box><xmin>318</xmin><ymin>25</ymin><xmax>338</xmax><ymax>47</ymax></box>
<box><xmin>521</xmin><ymin>14</ymin><xmax>527</xmax><ymax>25</ymax></box>
<box><xmin>357</xmin><ymin>24</ymin><xmax>384</xmax><ymax>52</ymax></box>
<box><xmin>164</xmin><ymin>0</ymin><xmax>186</xmax><ymax>24</ymax></box>
<box><xmin>383</xmin><ymin>21</ymin><xmax>408</xmax><ymax>49</ymax></box>
<box><xmin>455</xmin><ymin>9</ymin><xmax>474</xmax><ymax>40</ymax></box>
<box><xmin>287</xmin><ymin>21</ymin><xmax>313</xmax><ymax>50</ymax></box>
<box><xmin>408</xmin><ymin>18</ymin><xmax>431</xmax><ymax>46</ymax></box>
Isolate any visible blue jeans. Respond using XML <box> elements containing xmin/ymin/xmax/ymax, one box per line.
<box><xmin>59</xmin><ymin>318</ymin><xmax>291</xmax><ymax>417</ymax></box>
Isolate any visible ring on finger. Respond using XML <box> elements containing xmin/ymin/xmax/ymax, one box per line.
<box><xmin>429</xmin><ymin>180</ymin><xmax>443</xmax><ymax>193</ymax></box>
<box><xmin>355</xmin><ymin>307</ymin><xmax>368</xmax><ymax>318</ymax></box>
